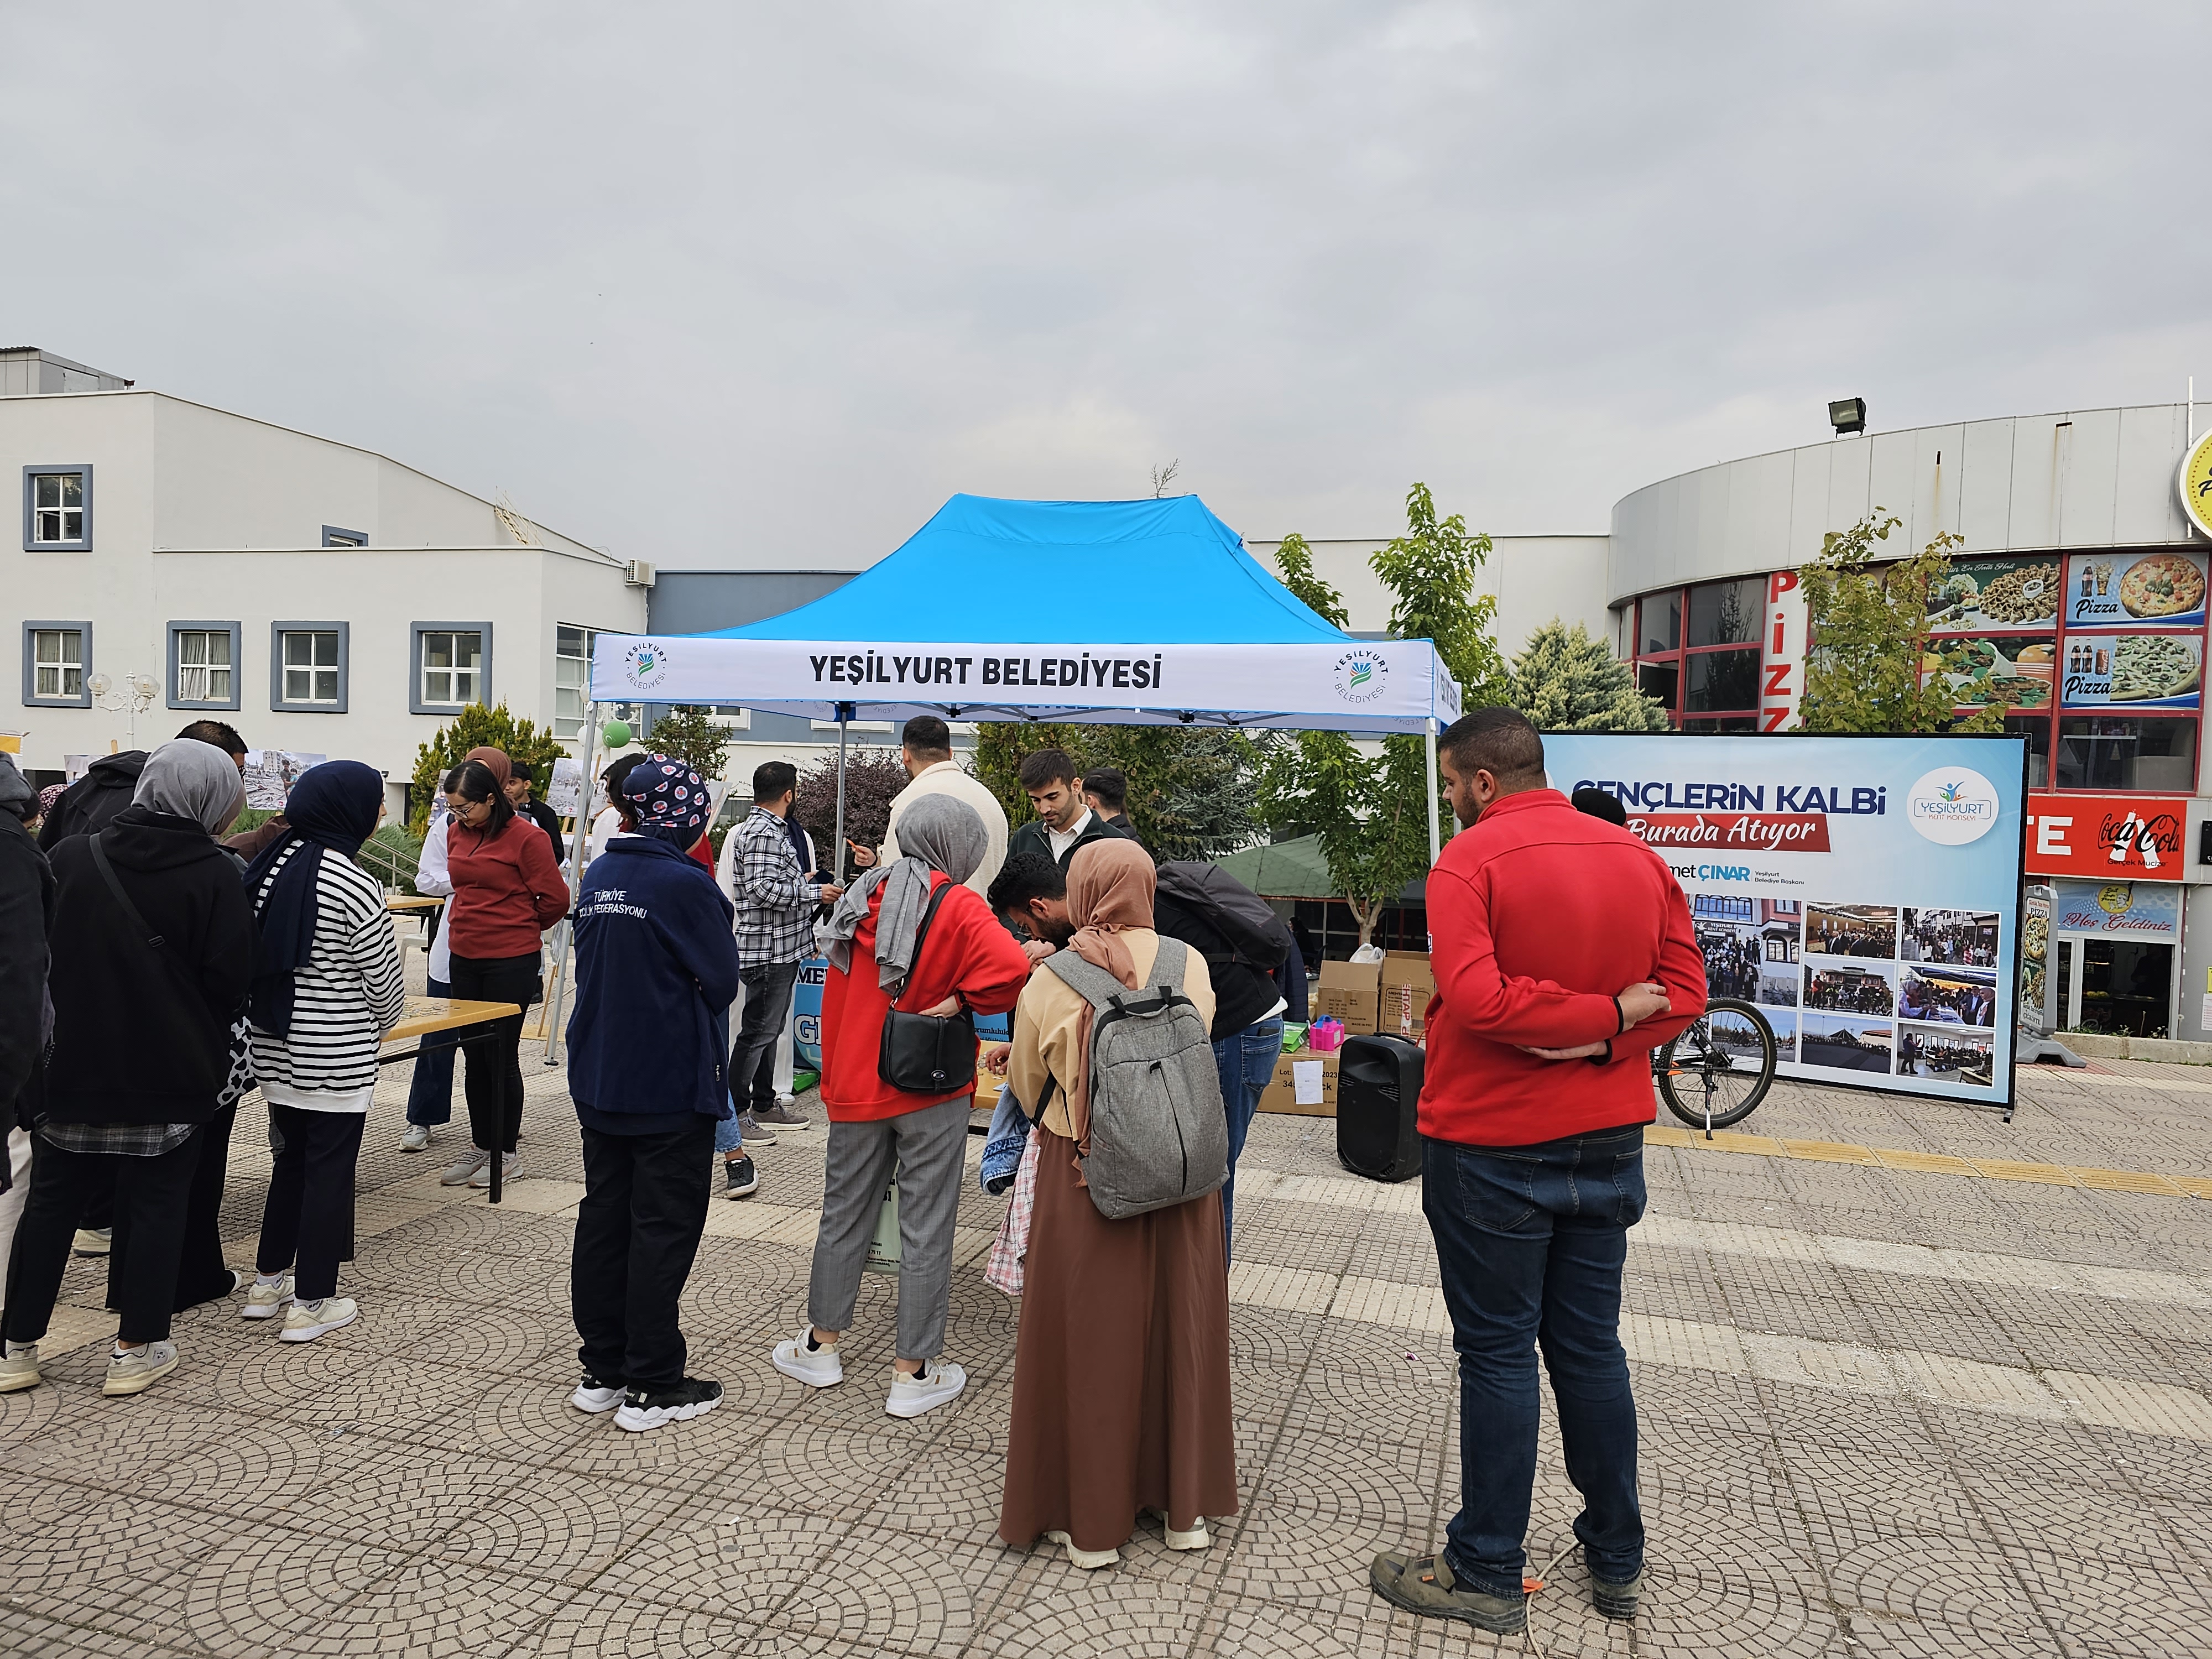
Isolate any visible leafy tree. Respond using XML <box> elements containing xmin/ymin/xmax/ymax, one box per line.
<box><xmin>973</xmin><ymin>725</ymin><xmax>1259</xmax><ymax>862</ymax></box>
<box><xmin>407</xmin><ymin>703</ymin><xmax>565</xmax><ymax>834</ymax></box>
<box><xmin>791</xmin><ymin>747</ymin><xmax>911</xmax><ymax>877</ymax></box>
<box><xmin>1509</xmin><ymin>620</ymin><xmax>1671</xmax><ymax>732</ymax></box>
<box><xmin>1797</xmin><ymin>514</ymin><xmax>2004</xmax><ymax>736</ymax></box>
<box><xmin>1370</xmin><ymin>482</ymin><xmax>1509</xmax><ymax>706</ymax></box>
<box><xmin>644</xmin><ymin>707</ymin><xmax>735</xmax><ymax>784</ymax></box>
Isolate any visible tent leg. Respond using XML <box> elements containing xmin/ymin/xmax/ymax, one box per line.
<box><xmin>1425</xmin><ymin>721</ymin><xmax>1441</xmax><ymax>867</ymax></box>
<box><xmin>832</xmin><ymin>703</ymin><xmax>852</xmax><ymax>882</ymax></box>
<box><xmin>542</xmin><ymin>702</ymin><xmax>598</xmax><ymax>1067</ymax></box>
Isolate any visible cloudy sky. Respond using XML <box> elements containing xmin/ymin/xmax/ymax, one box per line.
<box><xmin>7</xmin><ymin>3</ymin><xmax>2207</xmax><ymax>566</ymax></box>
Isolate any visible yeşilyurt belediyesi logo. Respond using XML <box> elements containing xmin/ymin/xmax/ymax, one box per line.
<box><xmin>1332</xmin><ymin>649</ymin><xmax>1387</xmax><ymax>705</ymax></box>
<box><xmin>623</xmin><ymin>638</ymin><xmax>671</xmax><ymax>692</ymax></box>
<box><xmin>1904</xmin><ymin>767</ymin><xmax>2000</xmax><ymax>845</ymax></box>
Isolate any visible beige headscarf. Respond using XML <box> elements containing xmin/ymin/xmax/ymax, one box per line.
<box><xmin>1060</xmin><ymin>838</ymin><xmax>1158</xmax><ymax>1149</ymax></box>
<box><xmin>462</xmin><ymin>745</ymin><xmax>513</xmax><ymax>788</ymax></box>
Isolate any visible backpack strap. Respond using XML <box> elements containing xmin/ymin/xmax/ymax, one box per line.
<box><xmin>886</xmin><ymin>877</ymin><xmax>956</xmax><ymax>1010</ymax></box>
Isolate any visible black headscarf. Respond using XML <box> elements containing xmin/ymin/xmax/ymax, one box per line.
<box><xmin>242</xmin><ymin>760</ymin><xmax>385</xmax><ymax>1039</ymax></box>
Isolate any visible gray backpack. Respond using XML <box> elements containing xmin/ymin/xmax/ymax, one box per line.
<box><xmin>1039</xmin><ymin>938</ymin><xmax>1229</xmax><ymax>1220</ymax></box>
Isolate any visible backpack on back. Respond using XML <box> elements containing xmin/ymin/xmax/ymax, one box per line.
<box><xmin>1037</xmin><ymin>937</ymin><xmax>1229</xmax><ymax>1220</ymax></box>
<box><xmin>1154</xmin><ymin>862</ymin><xmax>1291</xmax><ymax>970</ymax></box>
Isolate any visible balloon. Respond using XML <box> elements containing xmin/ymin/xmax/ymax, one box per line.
<box><xmin>602</xmin><ymin>719</ymin><xmax>632</xmax><ymax>748</ymax></box>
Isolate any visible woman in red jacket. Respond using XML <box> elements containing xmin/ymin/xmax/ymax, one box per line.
<box><xmin>438</xmin><ymin>749</ymin><xmax>568</xmax><ymax>1188</ymax></box>
<box><xmin>772</xmin><ymin>795</ymin><xmax>1027</xmax><ymax>1420</ymax></box>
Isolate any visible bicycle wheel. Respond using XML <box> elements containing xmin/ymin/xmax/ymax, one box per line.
<box><xmin>1658</xmin><ymin>997</ymin><xmax>1776</xmax><ymax>1131</ymax></box>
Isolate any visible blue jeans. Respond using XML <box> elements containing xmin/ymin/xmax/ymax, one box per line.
<box><xmin>405</xmin><ymin>974</ymin><xmax>457</xmax><ymax>1126</ymax></box>
<box><xmin>1423</xmin><ymin>1125</ymin><xmax>1646</xmax><ymax>1597</ymax></box>
<box><xmin>1212</xmin><ymin>1015</ymin><xmax>1281</xmax><ymax>1260</ymax></box>
<box><xmin>709</xmin><ymin>1007</ymin><xmax>744</xmax><ymax>1157</ymax></box>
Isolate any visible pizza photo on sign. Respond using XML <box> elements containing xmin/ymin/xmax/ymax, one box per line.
<box><xmin>2119</xmin><ymin>553</ymin><xmax>2207</xmax><ymax>620</ymax></box>
<box><xmin>2067</xmin><ymin>550</ymin><xmax>2209</xmax><ymax>628</ymax></box>
<box><xmin>2110</xmin><ymin>635</ymin><xmax>2202</xmax><ymax>703</ymax></box>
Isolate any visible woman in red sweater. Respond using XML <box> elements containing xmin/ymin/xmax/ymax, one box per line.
<box><xmin>439</xmin><ymin>750</ymin><xmax>568</xmax><ymax>1188</ymax></box>
<box><xmin>773</xmin><ymin>795</ymin><xmax>1027</xmax><ymax>1420</ymax></box>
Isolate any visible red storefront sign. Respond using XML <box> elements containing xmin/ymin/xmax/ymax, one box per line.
<box><xmin>2022</xmin><ymin>791</ymin><xmax>2187</xmax><ymax>881</ymax></box>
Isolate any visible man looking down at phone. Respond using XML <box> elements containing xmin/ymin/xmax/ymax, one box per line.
<box><xmin>1370</xmin><ymin>708</ymin><xmax>1704</xmax><ymax>1637</ymax></box>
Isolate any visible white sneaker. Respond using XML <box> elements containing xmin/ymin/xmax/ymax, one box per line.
<box><xmin>1150</xmin><ymin>1508</ymin><xmax>1211</xmax><ymax>1550</ymax></box>
<box><xmin>570</xmin><ymin>1374</ymin><xmax>624</xmax><ymax>1414</ymax></box>
<box><xmin>1042</xmin><ymin>1530</ymin><xmax>1120</xmax><ymax>1570</ymax></box>
<box><xmin>469</xmin><ymin>1152</ymin><xmax>521</xmax><ymax>1190</ymax></box>
<box><xmin>885</xmin><ymin>1358</ymin><xmax>967</xmax><ymax>1420</ymax></box>
<box><xmin>0</xmin><ymin>1343</ymin><xmax>39</xmax><ymax>1393</ymax></box>
<box><xmin>399</xmin><ymin>1123</ymin><xmax>431</xmax><ymax>1152</ymax></box>
<box><xmin>440</xmin><ymin>1148</ymin><xmax>492</xmax><ymax>1186</ymax></box>
<box><xmin>771</xmin><ymin>1328</ymin><xmax>843</xmax><ymax>1389</ymax></box>
<box><xmin>103</xmin><ymin>1342</ymin><xmax>179</xmax><ymax>1396</ymax></box>
<box><xmin>242</xmin><ymin>1275</ymin><xmax>295</xmax><ymax>1320</ymax></box>
<box><xmin>280</xmin><ymin>1297</ymin><xmax>358</xmax><ymax>1343</ymax></box>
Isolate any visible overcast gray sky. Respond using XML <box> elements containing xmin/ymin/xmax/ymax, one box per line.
<box><xmin>7</xmin><ymin>3</ymin><xmax>2208</xmax><ymax>566</ymax></box>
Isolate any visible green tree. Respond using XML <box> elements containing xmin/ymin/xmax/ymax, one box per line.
<box><xmin>1370</xmin><ymin>482</ymin><xmax>1509</xmax><ymax>706</ymax></box>
<box><xmin>407</xmin><ymin>703</ymin><xmax>565</xmax><ymax>834</ymax></box>
<box><xmin>973</xmin><ymin>726</ymin><xmax>1259</xmax><ymax>862</ymax></box>
<box><xmin>1797</xmin><ymin>513</ymin><xmax>2004</xmax><ymax>735</ymax></box>
<box><xmin>1509</xmin><ymin>620</ymin><xmax>1671</xmax><ymax>732</ymax></box>
<box><xmin>644</xmin><ymin>707</ymin><xmax>735</xmax><ymax>784</ymax></box>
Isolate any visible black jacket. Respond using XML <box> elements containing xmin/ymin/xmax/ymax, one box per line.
<box><xmin>1005</xmin><ymin>810</ymin><xmax>1128</xmax><ymax>873</ymax></box>
<box><xmin>522</xmin><ymin>800</ymin><xmax>566</xmax><ymax>864</ymax></box>
<box><xmin>36</xmin><ymin>751</ymin><xmax>147</xmax><ymax>851</ymax></box>
<box><xmin>0</xmin><ymin>813</ymin><xmax>54</xmax><ymax>1144</ymax></box>
<box><xmin>1155</xmin><ymin>890</ymin><xmax>1283</xmax><ymax>1040</ymax></box>
<box><xmin>44</xmin><ymin>806</ymin><xmax>257</xmax><ymax>1125</ymax></box>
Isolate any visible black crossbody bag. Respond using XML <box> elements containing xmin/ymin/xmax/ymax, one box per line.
<box><xmin>90</xmin><ymin>833</ymin><xmax>248</xmax><ymax>1102</ymax></box>
<box><xmin>877</xmin><ymin>879</ymin><xmax>977</xmax><ymax>1094</ymax></box>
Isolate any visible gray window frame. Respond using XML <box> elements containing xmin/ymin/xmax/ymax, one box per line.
<box><xmin>321</xmin><ymin>525</ymin><xmax>367</xmax><ymax>548</ymax></box>
<box><xmin>269</xmin><ymin>621</ymin><xmax>350</xmax><ymax>713</ymax></box>
<box><xmin>22</xmin><ymin>620</ymin><xmax>93</xmax><ymax>708</ymax></box>
<box><xmin>22</xmin><ymin>465</ymin><xmax>93</xmax><ymax>551</ymax></box>
<box><xmin>166</xmin><ymin>620</ymin><xmax>244</xmax><ymax>712</ymax></box>
<box><xmin>410</xmin><ymin>620</ymin><xmax>493</xmax><ymax>715</ymax></box>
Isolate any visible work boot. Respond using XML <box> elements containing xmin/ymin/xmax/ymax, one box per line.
<box><xmin>1592</xmin><ymin>1567</ymin><xmax>1643</xmax><ymax>1620</ymax></box>
<box><xmin>1369</xmin><ymin>1550</ymin><xmax>1526</xmax><ymax>1634</ymax></box>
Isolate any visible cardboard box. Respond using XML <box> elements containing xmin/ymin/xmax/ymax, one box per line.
<box><xmin>1379</xmin><ymin>950</ymin><xmax>1436</xmax><ymax>1042</ymax></box>
<box><xmin>1315</xmin><ymin>959</ymin><xmax>1381</xmax><ymax>1034</ymax></box>
<box><xmin>1257</xmin><ymin>1049</ymin><xmax>1339</xmax><ymax>1117</ymax></box>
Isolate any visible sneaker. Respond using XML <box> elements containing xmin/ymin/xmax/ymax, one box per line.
<box><xmin>570</xmin><ymin>1373</ymin><xmax>625</xmax><ymax>1414</ymax></box>
<box><xmin>1592</xmin><ymin>1568</ymin><xmax>1643</xmax><ymax>1620</ymax></box>
<box><xmin>771</xmin><ymin>1328</ymin><xmax>843</xmax><ymax>1389</ymax></box>
<box><xmin>1042</xmin><ymin>1530</ymin><xmax>1119</xmax><ymax>1570</ymax></box>
<box><xmin>615</xmin><ymin>1376</ymin><xmax>724</xmax><ymax>1432</ymax></box>
<box><xmin>738</xmin><ymin>1113</ymin><xmax>778</xmax><ymax>1149</ymax></box>
<box><xmin>227</xmin><ymin>1270</ymin><xmax>249</xmax><ymax>1296</ymax></box>
<box><xmin>399</xmin><ymin>1123</ymin><xmax>431</xmax><ymax>1152</ymax></box>
<box><xmin>242</xmin><ymin>1275</ymin><xmax>295</xmax><ymax>1320</ymax></box>
<box><xmin>469</xmin><ymin>1151</ymin><xmax>521</xmax><ymax>1189</ymax></box>
<box><xmin>0</xmin><ymin>1343</ymin><xmax>39</xmax><ymax>1393</ymax></box>
<box><xmin>885</xmin><ymin>1358</ymin><xmax>967</xmax><ymax>1420</ymax></box>
<box><xmin>71</xmin><ymin>1227</ymin><xmax>112</xmax><ymax>1257</ymax></box>
<box><xmin>1369</xmin><ymin>1550</ymin><xmax>1525</xmax><ymax>1634</ymax></box>
<box><xmin>752</xmin><ymin>1102</ymin><xmax>811</xmax><ymax>1129</ymax></box>
<box><xmin>102</xmin><ymin>1342</ymin><xmax>179</xmax><ymax>1397</ymax></box>
<box><xmin>279</xmin><ymin>1297</ymin><xmax>359</xmax><ymax>1343</ymax></box>
<box><xmin>1149</xmin><ymin>1508</ymin><xmax>1211</xmax><ymax>1551</ymax></box>
<box><xmin>440</xmin><ymin>1148</ymin><xmax>492</xmax><ymax>1186</ymax></box>
<box><xmin>723</xmin><ymin>1153</ymin><xmax>760</xmax><ymax>1199</ymax></box>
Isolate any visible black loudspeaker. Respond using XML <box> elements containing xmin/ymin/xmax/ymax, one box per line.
<box><xmin>1336</xmin><ymin>1034</ymin><xmax>1424</xmax><ymax>1183</ymax></box>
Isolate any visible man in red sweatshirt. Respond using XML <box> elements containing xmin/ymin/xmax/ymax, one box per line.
<box><xmin>1372</xmin><ymin>708</ymin><xmax>1705</xmax><ymax>1636</ymax></box>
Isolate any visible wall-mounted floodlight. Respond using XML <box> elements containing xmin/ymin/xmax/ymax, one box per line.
<box><xmin>1829</xmin><ymin>398</ymin><xmax>1867</xmax><ymax>436</ymax></box>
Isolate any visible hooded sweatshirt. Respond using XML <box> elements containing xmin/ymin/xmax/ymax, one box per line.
<box><xmin>35</xmin><ymin>751</ymin><xmax>147</xmax><ymax>851</ymax></box>
<box><xmin>0</xmin><ymin>774</ymin><xmax>54</xmax><ymax>1142</ymax></box>
<box><xmin>43</xmin><ymin>805</ymin><xmax>258</xmax><ymax>1124</ymax></box>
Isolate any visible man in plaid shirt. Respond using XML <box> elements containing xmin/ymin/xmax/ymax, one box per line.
<box><xmin>726</xmin><ymin>763</ymin><xmax>841</xmax><ymax>1160</ymax></box>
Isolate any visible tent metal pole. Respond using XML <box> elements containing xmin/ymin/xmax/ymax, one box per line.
<box><xmin>832</xmin><ymin>702</ymin><xmax>852</xmax><ymax>881</ymax></box>
<box><xmin>1425</xmin><ymin>719</ymin><xmax>1441</xmax><ymax>867</ymax></box>
<box><xmin>542</xmin><ymin>701</ymin><xmax>599</xmax><ymax>1066</ymax></box>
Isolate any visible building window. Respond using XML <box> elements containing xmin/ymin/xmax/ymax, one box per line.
<box><xmin>270</xmin><ymin>622</ymin><xmax>349</xmax><ymax>713</ymax></box>
<box><xmin>167</xmin><ymin>621</ymin><xmax>242</xmax><ymax>711</ymax></box>
<box><xmin>2056</xmin><ymin>717</ymin><xmax>2197</xmax><ymax>792</ymax></box>
<box><xmin>322</xmin><ymin>525</ymin><xmax>367</xmax><ymax>548</ymax></box>
<box><xmin>22</xmin><ymin>465</ymin><xmax>92</xmax><ymax>551</ymax></box>
<box><xmin>555</xmin><ymin>625</ymin><xmax>596</xmax><ymax>739</ymax></box>
<box><xmin>23</xmin><ymin>622</ymin><xmax>92</xmax><ymax>707</ymax></box>
<box><xmin>410</xmin><ymin>622</ymin><xmax>492</xmax><ymax>715</ymax></box>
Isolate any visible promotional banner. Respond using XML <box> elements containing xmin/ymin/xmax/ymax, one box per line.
<box><xmin>1547</xmin><ymin>732</ymin><xmax>2027</xmax><ymax>1106</ymax></box>
<box><xmin>2020</xmin><ymin>885</ymin><xmax>2051</xmax><ymax>1035</ymax></box>
<box><xmin>2064</xmin><ymin>551</ymin><xmax>2208</xmax><ymax>629</ymax></box>
<box><xmin>2051</xmin><ymin>879</ymin><xmax>2179</xmax><ymax>940</ymax></box>
<box><xmin>1921</xmin><ymin>635</ymin><xmax>2057</xmax><ymax>716</ymax></box>
<box><xmin>2057</xmin><ymin>633</ymin><xmax>2202</xmax><ymax>708</ymax></box>
<box><xmin>1926</xmin><ymin>556</ymin><xmax>2064</xmax><ymax>633</ymax></box>
<box><xmin>2023</xmin><ymin>790</ymin><xmax>2187</xmax><ymax>880</ymax></box>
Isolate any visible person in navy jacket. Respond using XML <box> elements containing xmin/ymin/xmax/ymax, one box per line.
<box><xmin>564</xmin><ymin>754</ymin><xmax>743</xmax><ymax>1433</ymax></box>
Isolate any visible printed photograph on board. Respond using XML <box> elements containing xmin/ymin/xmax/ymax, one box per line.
<box><xmin>1756</xmin><ymin>1007</ymin><xmax>1798</xmax><ymax>1060</ymax></box>
<box><xmin>1691</xmin><ymin>919</ymin><xmax>1768</xmax><ymax>1003</ymax></box>
<box><xmin>1805</xmin><ymin>903</ymin><xmax>1898</xmax><ymax>959</ymax></box>
<box><xmin>2059</xmin><ymin>633</ymin><xmax>2202</xmax><ymax>709</ymax></box>
<box><xmin>1799</xmin><ymin>1015</ymin><xmax>1892</xmax><ymax>1072</ymax></box>
<box><xmin>1900</xmin><ymin>909</ymin><xmax>2001</xmax><ymax>967</ymax></box>
<box><xmin>1804</xmin><ymin>961</ymin><xmax>1896</xmax><ymax>1015</ymax></box>
<box><xmin>1898</xmin><ymin>965</ymin><xmax>1999</xmax><ymax>1028</ymax></box>
<box><xmin>1919</xmin><ymin>635</ymin><xmax>2055</xmax><ymax>714</ymax></box>
<box><xmin>243</xmin><ymin>749</ymin><xmax>327</xmax><ymax>811</ymax></box>
<box><xmin>1924</xmin><ymin>557</ymin><xmax>2062</xmax><ymax>632</ymax></box>
<box><xmin>2065</xmin><ymin>550</ymin><xmax>2209</xmax><ymax>629</ymax></box>
<box><xmin>1895</xmin><ymin>1025</ymin><xmax>1996</xmax><ymax>1084</ymax></box>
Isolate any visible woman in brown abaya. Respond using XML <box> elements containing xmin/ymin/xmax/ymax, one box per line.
<box><xmin>999</xmin><ymin>838</ymin><xmax>1238</xmax><ymax>1568</ymax></box>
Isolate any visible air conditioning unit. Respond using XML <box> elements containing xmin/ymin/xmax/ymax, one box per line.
<box><xmin>623</xmin><ymin>560</ymin><xmax>657</xmax><ymax>588</ymax></box>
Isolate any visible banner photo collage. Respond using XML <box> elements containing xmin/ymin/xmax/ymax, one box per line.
<box><xmin>1546</xmin><ymin>732</ymin><xmax>2028</xmax><ymax>1107</ymax></box>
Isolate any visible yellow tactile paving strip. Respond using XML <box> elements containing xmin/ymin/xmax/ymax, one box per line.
<box><xmin>1642</xmin><ymin>1123</ymin><xmax>2212</xmax><ymax>1200</ymax></box>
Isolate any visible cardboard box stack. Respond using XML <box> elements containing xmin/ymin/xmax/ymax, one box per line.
<box><xmin>1378</xmin><ymin>950</ymin><xmax>1436</xmax><ymax>1042</ymax></box>
<box><xmin>1314</xmin><ymin>959</ymin><xmax>1381</xmax><ymax>1034</ymax></box>
<box><xmin>1257</xmin><ymin>1048</ymin><xmax>1339</xmax><ymax>1116</ymax></box>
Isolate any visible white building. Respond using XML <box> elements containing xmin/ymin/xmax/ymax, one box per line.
<box><xmin>4</xmin><ymin>347</ymin><xmax>649</xmax><ymax>815</ymax></box>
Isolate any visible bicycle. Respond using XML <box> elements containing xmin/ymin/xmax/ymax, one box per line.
<box><xmin>1654</xmin><ymin>996</ymin><xmax>1777</xmax><ymax>1136</ymax></box>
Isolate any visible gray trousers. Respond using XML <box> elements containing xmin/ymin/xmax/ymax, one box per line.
<box><xmin>806</xmin><ymin>1094</ymin><xmax>969</xmax><ymax>1363</ymax></box>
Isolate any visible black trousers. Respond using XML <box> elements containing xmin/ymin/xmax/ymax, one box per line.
<box><xmin>729</xmin><ymin>961</ymin><xmax>800</xmax><ymax>1113</ymax></box>
<box><xmin>449</xmin><ymin>952</ymin><xmax>541</xmax><ymax>1155</ymax></box>
<box><xmin>107</xmin><ymin>1102</ymin><xmax>238</xmax><ymax>1315</ymax></box>
<box><xmin>572</xmin><ymin>1118</ymin><xmax>714</xmax><ymax>1392</ymax></box>
<box><xmin>255</xmin><ymin>1105</ymin><xmax>367</xmax><ymax>1302</ymax></box>
<box><xmin>5</xmin><ymin>1133</ymin><xmax>200</xmax><ymax>1346</ymax></box>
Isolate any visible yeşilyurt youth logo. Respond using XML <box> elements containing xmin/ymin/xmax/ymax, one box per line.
<box><xmin>1904</xmin><ymin>767</ymin><xmax>2000</xmax><ymax>845</ymax></box>
<box><xmin>1332</xmin><ymin>649</ymin><xmax>1388</xmax><ymax>705</ymax></box>
<box><xmin>622</xmin><ymin>638</ymin><xmax>671</xmax><ymax>692</ymax></box>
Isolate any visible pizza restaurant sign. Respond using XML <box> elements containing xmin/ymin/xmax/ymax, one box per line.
<box><xmin>2023</xmin><ymin>791</ymin><xmax>2187</xmax><ymax>882</ymax></box>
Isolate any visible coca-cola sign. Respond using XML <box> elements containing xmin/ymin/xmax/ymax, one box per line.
<box><xmin>2023</xmin><ymin>791</ymin><xmax>2187</xmax><ymax>882</ymax></box>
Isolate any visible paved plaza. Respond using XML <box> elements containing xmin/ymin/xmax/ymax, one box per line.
<box><xmin>5</xmin><ymin>1048</ymin><xmax>2212</xmax><ymax>1658</ymax></box>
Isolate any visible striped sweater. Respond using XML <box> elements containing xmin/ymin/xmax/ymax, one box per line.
<box><xmin>248</xmin><ymin>843</ymin><xmax>407</xmax><ymax>1113</ymax></box>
